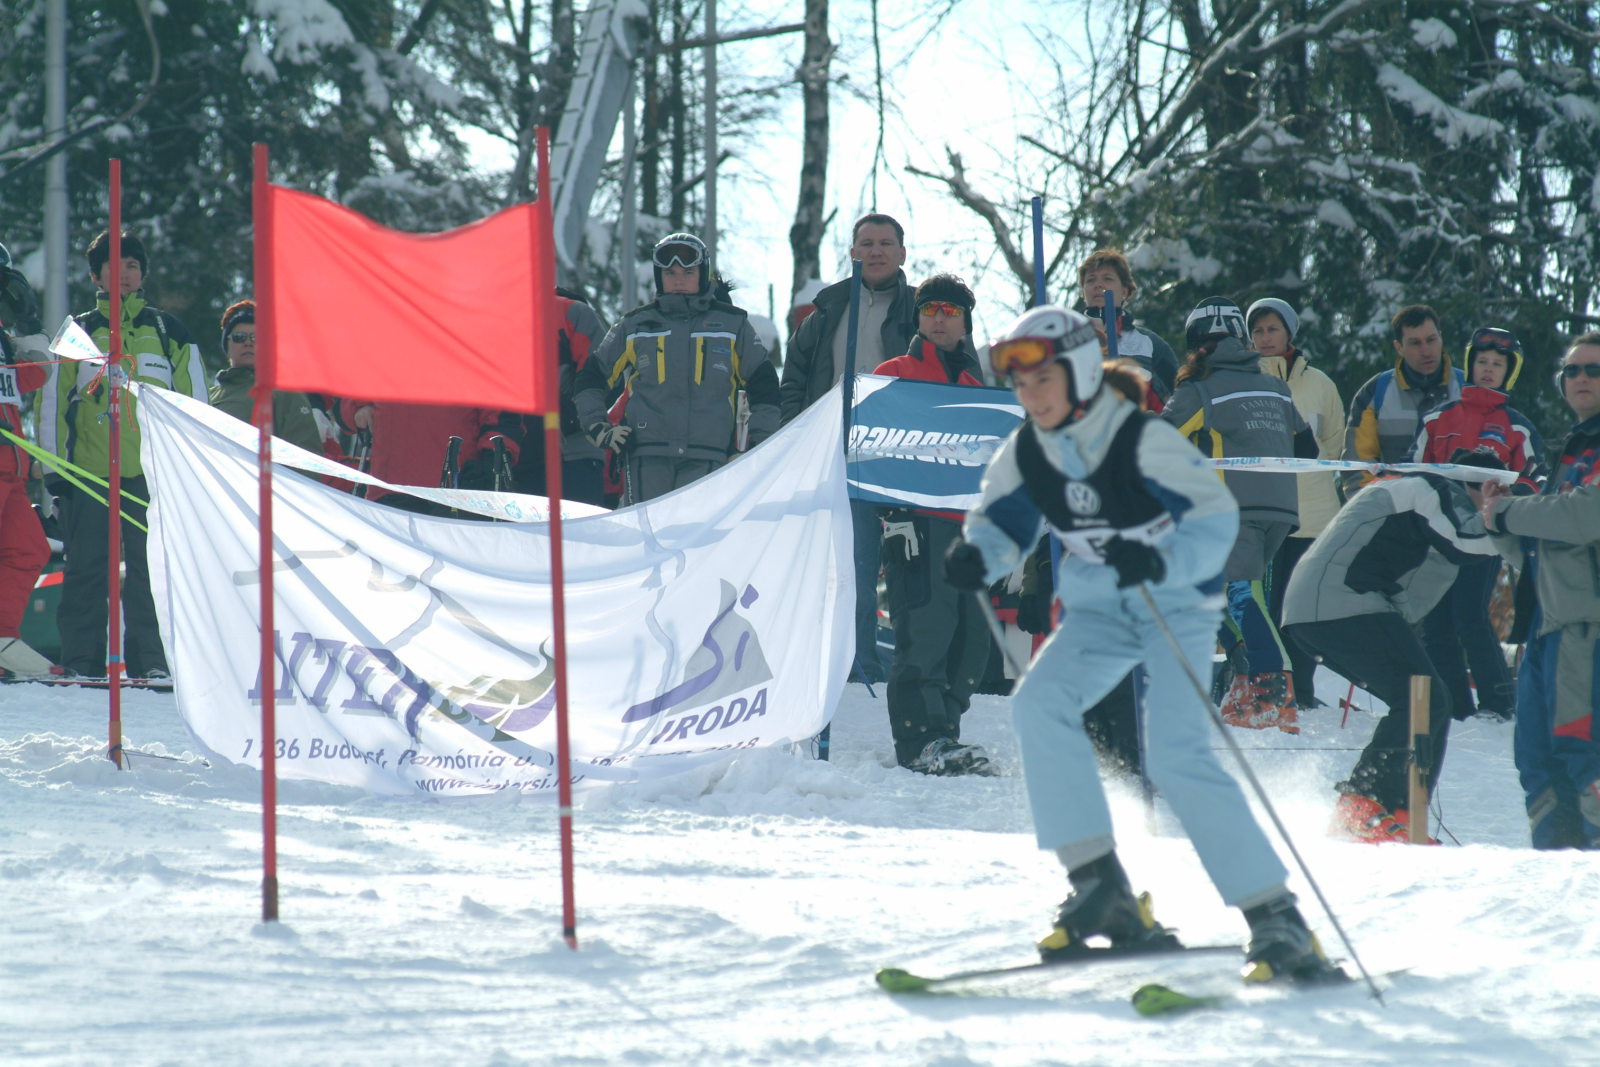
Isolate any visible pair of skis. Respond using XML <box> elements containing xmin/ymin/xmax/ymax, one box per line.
<box><xmin>876</xmin><ymin>941</ymin><xmax>1376</xmax><ymax>1016</ymax></box>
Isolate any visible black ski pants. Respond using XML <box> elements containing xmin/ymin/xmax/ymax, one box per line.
<box><xmin>881</xmin><ymin>514</ymin><xmax>990</xmax><ymax>766</ymax></box>
<box><xmin>1285</xmin><ymin>612</ymin><xmax>1453</xmax><ymax>811</ymax></box>
<box><xmin>56</xmin><ymin>476</ymin><xmax>168</xmax><ymax>677</ymax></box>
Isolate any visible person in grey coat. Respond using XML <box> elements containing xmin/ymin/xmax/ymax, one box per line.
<box><xmin>573</xmin><ymin>233</ymin><xmax>779</xmax><ymax>504</ymax></box>
<box><xmin>1479</xmin><ymin>330</ymin><xmax>1600</xmax><ymax>850</ymax></box>
<box><xmin>1283</xmin><ymin>464</ymin><xmax>1503</xmax><ymax>841</ymax></box>
<box><xmin>781</xmin><ymin>213</ymin><xmax>917</xmax><ymax>683</ymax></box>
<box><xmin>1163</xmin><ymin>297</ymin><xmax>1317</xmax><ymax>731</ymax></box>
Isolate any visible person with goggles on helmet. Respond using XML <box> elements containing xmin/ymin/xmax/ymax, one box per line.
<box><xmin>1165</xmin><ymin>296</ymin><xmax>1318</xmax><ymax>735</ymax></box>
<box><xmin>941</xmin><ymin>305</ymin><xmax>1339</xmax><ymax>985</ymax></box>
<box><xmin>573</xmin><ymin>233</ymin><xmax>779</xmax><ymax>504</ymax></box>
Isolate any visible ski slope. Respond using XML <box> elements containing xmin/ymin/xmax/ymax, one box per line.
<box><xmin>3</xmin><ymin>673</ymin><xmax>1595</xmax><ymax>1066</ymax></box>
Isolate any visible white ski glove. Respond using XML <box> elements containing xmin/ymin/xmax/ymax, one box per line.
<box><xmin>883</xmin><ymin>519</ymin><xmax>920</xmax><ymax>560</ymax></box>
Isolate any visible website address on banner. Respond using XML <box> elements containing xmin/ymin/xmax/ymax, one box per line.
<box><xmin>411</xmin><ymin>775</ymin><xmax>578</xmax><ymax>794</ymax></box>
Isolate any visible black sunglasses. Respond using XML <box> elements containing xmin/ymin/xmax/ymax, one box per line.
<box><xmin>228</xmin><ymin>330</ymin><xmax>256</xmax><ymax>345</ymax></box>
<box><xmin>1560</xmin><ymin>363</ymin><xmax>1600</xmax><ymax>380</ymax></box>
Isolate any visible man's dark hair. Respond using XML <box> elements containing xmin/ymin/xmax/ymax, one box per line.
<box><xmin>86</xmin><ymin>229</ymin><xmax>149</xmax><ymax>279</ymax></box>
<box><xmin>1565</xmin><ymin>330</ymin><xmax>1600</xmax><ymax>360</ymax></box>
<box><xmin>850</xmin><ymin>212</ymin><xmax>904</xmax><ymax>246</ymax></box>
<box><xmin>1390</xmin><ymin>304</ymin><xmax>1439</xmax><ymax>342</ymax></box>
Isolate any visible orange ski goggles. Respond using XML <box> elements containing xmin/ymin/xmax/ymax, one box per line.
<box><xmin>988</xmin><ymin>337</ymin><xmax>1056</xmax><ymax>377</ymax></box>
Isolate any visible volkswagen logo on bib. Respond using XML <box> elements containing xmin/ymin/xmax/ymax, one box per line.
<box><xmin>1064</xmin><ymin>482</ymin><xmax>1101</xmax><ymax>517</ymax></box>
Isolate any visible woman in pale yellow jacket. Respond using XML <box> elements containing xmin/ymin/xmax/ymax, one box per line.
<box><xmin>1251</xmin><ymin>298</ymin><xmax>1344</xmax><ymax>708</ymax></box>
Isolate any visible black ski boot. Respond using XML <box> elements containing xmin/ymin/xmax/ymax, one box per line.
<box><xmin>1242</xmin><ymin>894</ymin><xmax>1346</xmax><ymax>984</ymax></box>
<box><xmin>1037</xmin><ymin>852</ymin><xmax>1178</xmax><ymax>961</ymax></box>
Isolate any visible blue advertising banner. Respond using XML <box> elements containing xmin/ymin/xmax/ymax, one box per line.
<box><xmin>846</xmin><ymin>374</ymin><xmax>1021</xmax><ymax>512</ymax></box>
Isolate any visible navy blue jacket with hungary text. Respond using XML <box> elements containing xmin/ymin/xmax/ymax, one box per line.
<box><xmin>572</xmin><ymin>289</ymin><xmax>780</xmax><ymax>463</ymax></box>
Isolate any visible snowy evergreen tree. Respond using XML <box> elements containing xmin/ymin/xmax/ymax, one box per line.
<box><xmin>919</xmin><ymin>1</ymin><xmax>1600</xmax><ymax>436</ymax></box>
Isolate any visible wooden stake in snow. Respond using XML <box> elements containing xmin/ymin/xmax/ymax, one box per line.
<box><xmin>1408</xmin><ymin>675</ymin><xmax>1432</xmax><ymax>844</ymax></box>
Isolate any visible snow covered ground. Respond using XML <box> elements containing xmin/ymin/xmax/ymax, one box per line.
<box><xmin>4</xmin><ymin>670</ymin><xmax>1597</xmax><ymax>1066</ymax></box>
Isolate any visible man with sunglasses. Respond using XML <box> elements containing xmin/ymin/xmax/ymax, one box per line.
<box><xmin>1341</xmin><ymin>304</ymin><xmax>1464</xmax><ymax>496</ymax></box>
<box><xmin>1408</xmin><ymin>327</ymin><xmax>1545</xmax><ymax>724</ymax></box>
<box><xmin>1479</xmin><ymin>331</ymin><xmax>1600</xmax><ymax>851</ymax></box>
<box><xmin>870</xmin><ymin>275</ymin><xmax>991</xmax><ymax>774</ymax></box>
<box><xmin>208</xmin><ymin>300</ymin><xmax>325</xmax><ymax>456</ymax></box>
<box><xmin>573</xmin><ymin>232</ymin><xmax>778</xmax><ymax>504</ymax></box>
<box><xmin>780</xmin><ymin>214</ymin><xmax>916</xmax><ymax>683</ymax></box>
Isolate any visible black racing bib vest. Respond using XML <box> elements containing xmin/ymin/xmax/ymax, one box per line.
<box><xmin>1013</xmin><ymin>411</ymin><xmax>1175</xmax><ymax>562</ymax></box>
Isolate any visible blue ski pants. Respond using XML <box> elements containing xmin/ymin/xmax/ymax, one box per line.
<box><xmin>1011</xmin><ymin>594</ymin><xmax>1289</xmax><ymax>907</ymax></box>
<box><xmin>1515</xmin><ymin>623</ymin><xmax>1600</xmax><ymax>849</ymax></box>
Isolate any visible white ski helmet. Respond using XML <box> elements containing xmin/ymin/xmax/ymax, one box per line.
<box><xmin>988</xmin><ymin>304</ymin><xmax>1103</xmax><ymax>405</ymax></box>
<box><xmin>1184</xmin><ymin>295</ymin><xmax>1247</xmax><ymax>351</ymax></box>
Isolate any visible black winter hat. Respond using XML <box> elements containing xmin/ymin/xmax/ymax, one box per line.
<box><xmin>220</xmin><ymin>299</ymin><xmax>255</xmax><ymax>351</ymax></box>
<box><xmin>913</xmin><ymin>273</ymin><xmax>976</xmax><ymax>334</ymax></box>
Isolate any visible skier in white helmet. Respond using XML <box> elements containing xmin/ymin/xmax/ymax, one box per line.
<box><xmin>942</xmin><ymin>304</ymin><xmax>1340</xmax><ymax>984</ymax></box>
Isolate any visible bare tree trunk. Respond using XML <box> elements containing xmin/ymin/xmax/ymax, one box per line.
<box><xmin>669</xmin><ymin>0</ymin><xmax>687</xmax><ymax>229</ymax></box>
<box><xmin>641</xmin><ymin>0</ymin><xmax>660</xmax><ymax>217</ymax></box>
<box><xmin>541</xmin><ymin>0</ymin><xmax>576</xmax><ymax>131</ymax></box>
<box><xmin>788</xmin><ymin>0</ymin><xmax>830</xmax><ymax>304</ymax></box>
<box><xmin>507</xmin><ymin>0</ymin><xmax>536</xmax><ymax>202</ymax></box>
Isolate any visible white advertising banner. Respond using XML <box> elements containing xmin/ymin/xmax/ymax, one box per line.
<box><xmin>138</xmin><ymin>385</ymin><xmax>854</xmax><ymax>797</ymax></box>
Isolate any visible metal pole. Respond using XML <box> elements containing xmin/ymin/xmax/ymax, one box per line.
<box><xmin>619</xmin><ymin>71</ymin><xmax>638</xmax><ymax>310</ymax></box>
<box><xmin>252</xmin><ymin>143</ymin><xmax>281</xmax><ymax>923</ymax></box>
<box><xmin>106</xmin><ymin>162</ymin><xmax>125</xmax><ymax>767</ymax></box>
<box><xmin>703</xmin><ymin>0</ymin><xmax>717</xmax><ymax>262</ymax></box>
<box><xmin>1030</xmin><ymin>196</ymin><xmax>1045</xmax><ymax>307</ymax></box>
<box><xmin>43</xmin><ymin>0</ymin><xmax>68</xmax><ymax>329</ymax></box>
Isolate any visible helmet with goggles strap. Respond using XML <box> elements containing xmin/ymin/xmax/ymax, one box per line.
<box><xmin>1465</xmin><ymin>326</ymin><xmax>1523</xmax><ymax>391</ymax></box>
<box><xmin>1184</xmin><ymin>296</ymin><xmax>1247</xmax><ymax>351</ymax></box>
<box><xmin>651</xmin><ymin>232</ymin><xmax>710</xmax><ymax>295</ymax></box>
<box><xmin>989</xmin><ymin>305</ymin><xmax>1103</xmax><ymax>411</ymax></box>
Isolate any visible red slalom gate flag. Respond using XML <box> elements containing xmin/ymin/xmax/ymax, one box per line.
<box><xmin>262</xmin><ymin>187</ymin><xmax>551</xmax><ymax>413</ymax></box>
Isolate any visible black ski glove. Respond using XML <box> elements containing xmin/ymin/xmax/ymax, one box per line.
<box><xmin>943</xmin><ymin>538</ymin><xmax>988</xmax><ymax>591</ymax></box>
<box><xmin>1101</xmin><ymin>536</ymin><xmax>1166</xmax><ymax>589</ymax></box>
<box><xmin>1016</xmin><ymin>590</ymin><xmax>1051</xmax><ymax>634</ymax></box>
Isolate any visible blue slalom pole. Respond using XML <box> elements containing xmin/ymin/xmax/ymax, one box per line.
<box><xmin>820</xmin><ymin>260</ymin><xmax>869</xmax><ymax>761</ymax></box>
<box><xmin>1103</xmin><ymin>288</ymin><xmax>1121</xmax><ymax>361</ymax></box>
<box><xmin>1030</xmin><ymin>196</ymin><xmax>1046</xmax><ymax>307</ymax></box>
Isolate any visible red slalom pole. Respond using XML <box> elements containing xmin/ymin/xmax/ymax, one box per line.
<box><xmin>534</xmin><ymin>127</ymin><xmax>577</xmax><ymax>949</ymax></box>
<box><xmin>253</xmin><ymin>143</ymin><xmax>281</xmax><ymax>923</ymax></box>
<box><xmin>106</xmin><ymin>160</ymin><xmax>125</xmax><ymax>769</ymax></box>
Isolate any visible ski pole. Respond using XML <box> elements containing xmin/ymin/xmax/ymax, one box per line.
<box><xmin>441</xmin><ymin>435</ymin><xmax>463</xmax><ymax>516</ymax></box>
<box><xmin>441</xmin><ymin>436</ymin><xmax>463</xmax><ymax>490</ymax></box>
<box><xmin>491</xmin><ymin>435</ymin><xmax>513</xmax><ymax>494</ymax></box>
<box><xmin>975</xmin><ymin>592</ymin><xmax>1024</xmax><ymax>678</ymax></box>
<box><xmin>1134</xmin><ymin>582</ymin><xmax>1384</xmax><ymax>1004</ymax></box>
<box><xmin>352</xmin><ymin>428</ymin><xmax>373</xmax><ymax>499</ymax></box>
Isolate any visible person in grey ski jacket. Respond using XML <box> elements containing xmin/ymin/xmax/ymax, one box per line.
<box><xmin>1479</xmin><ymin>330</ymin><xmax>1600</xmax><ymax>850</ymax></box>
<box><xmin>1283</xmin><ymin>466</ymin><xmax>1502</xmax><ymax>841</ymax></box>
<box><xmin>943</xmin><ymin>304</ymin><xmax>1339</xmax><ymax>986</ymax></box>
<box><xmin>1163</xmin><ymin>297</ymin><xmax>1317</xmax><ymax>731</ymax></box>
<box><xmin>573</xmin><ymin>233</ymin><xmax>779</xmax><ymax>504</ymax></box>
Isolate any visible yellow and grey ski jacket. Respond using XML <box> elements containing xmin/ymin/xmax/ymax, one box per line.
<box><xmin>1339</xmin><ymin>355</ymin><xmax>1464</xmax><ymax>495</ymax></box>
<box><xmin>572</xmin><ymin>291</ymin><xmax>779</xmax><ymax>463</ymax></box>
<box><xmin>39</xmin><ymin>291</ymin><xmax>207</xmax><ymax>478</ymax></box>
